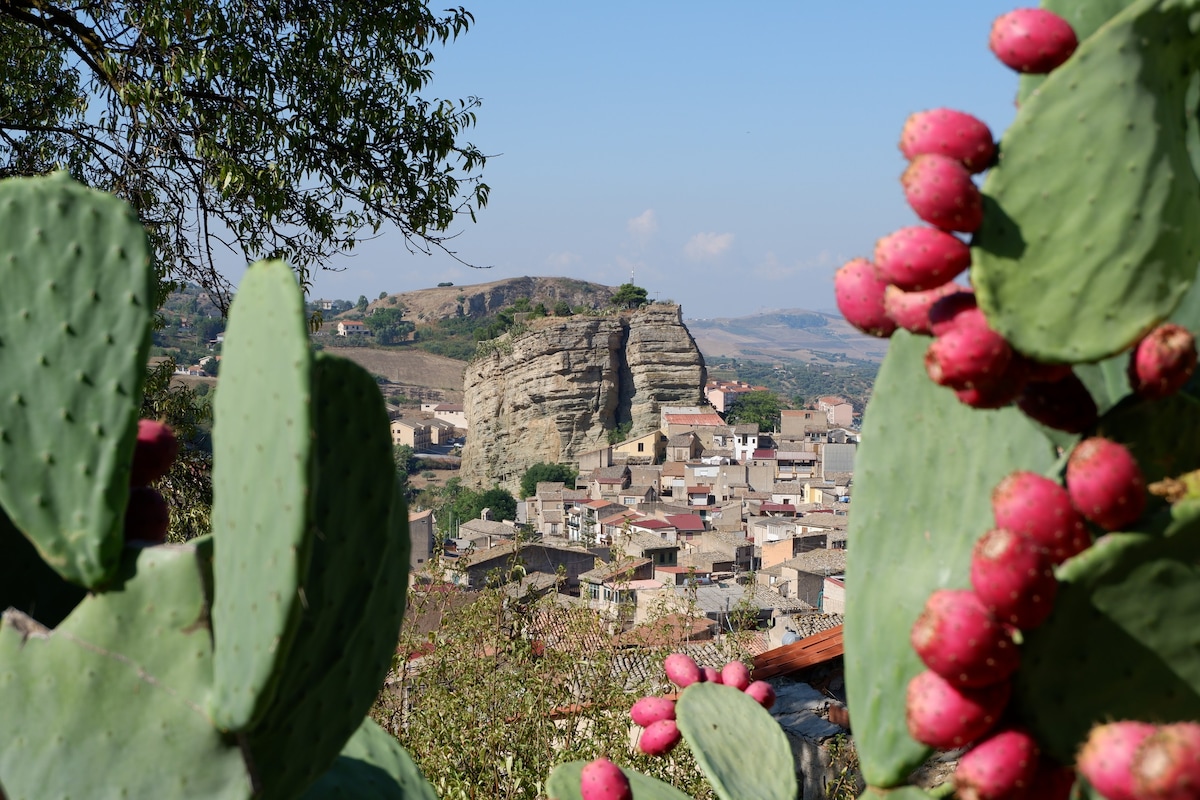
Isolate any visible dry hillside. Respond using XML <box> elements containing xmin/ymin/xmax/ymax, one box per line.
<box><xmin>370</xmin><ymin>276</ymin><xmax>615</xmax><ymax>323</ymax></box>
<box><xmin>329</xmin><ymin>348</ymin><xmax>466</xmax><ymax>402</ymax></box>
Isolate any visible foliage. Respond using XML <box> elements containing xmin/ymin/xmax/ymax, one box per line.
<box><xmin>709</xmin><ymin>358</ymin><xmax>878</xmax><ymax>416</ymax></box>
<box><xmin>357</xmin><ymin>295</ymin><xmax>370</xmax><ymax>313</ymax></box>
<box><xmin>0</xmin><ymin>1</ymin><xmax>489</xmax><ymax>308</ymax></box>
<box><xmin>367</xmin><ymin>307</ymin><xmax>416</xmax><ymax>345</ymax></box>
<box><xmin>519</xmin><ymin>462</ymin><xmax>579</xmax><ymax>499</ymax></box>
<box><xmin>394</xmin><ymin>444</ymin><xmax>420</xmax><ymax>475</ymax></box>
<box><xmin>452</xmin><ymin>485</ymin><xmax>517</xmax><ymax>524</ymax></box>
<box><xmin>608</xmin><ymin>420</ymin><xmax>633</xmax><ymax>445</ymax></box>
<box><xmin>724</xmin><ymin>390</ymin><xmax>782</xmax><ymax>432</ymax></box>
<box><xmin>825</xmin><ymin>735</ymin><xmax>863</xmax><ymax>800</ymax></box>
<box><xmin>611</xmin><ymin>283</ymin><xmax>650</xmax><ymax>310</ymax></box>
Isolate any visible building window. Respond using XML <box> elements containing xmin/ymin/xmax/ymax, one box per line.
<box><xmin>637</xmin><ymin>442</ymin><xmax>644</xmax><ymax>452</ymax></box>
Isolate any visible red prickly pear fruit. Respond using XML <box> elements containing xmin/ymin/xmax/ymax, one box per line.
<box><xmin>1129</xmin><ymin>323</ymin><xmax>1198</xmax><ymax>401</ymax></box>
<box><xmin>720</xmin><ymin>661</ymin><xmax>751</xmax><ymax>691</ymax></box>
<box><xmin>663</xmin><ymin>652</ymin><xmax>702</xmax><ymax>689</ymax></box>
<box><xmin>885</xmin><ymin>283</ymin><xmax>966</xmax><ymax>336</ymax></box>
<box><xmin>905</xmin><ymin>669</ymin><xmax>1009</xmax><ymax>750</ymax></box>
<box><xmin>744</xmin><ymin>680</ymin><xmax>776</xmax><ymax>710</ymax></box>
<box><xmin>989</xmin><ymin>9</ymin><xmax>1078</xmax><ymax>74</ymax></box>
<box><xmin>637</xmin><ymin>719</ymin><xmax>682</xmax><ymax>757</ymax></box>
<box><xmin>970</xmin><ymin>528</ymin><xmax>1057</xmax><ymax>630</ymax></box>
<box><xmin>125</xmin><ymin>486</ymin><xmax>170</xmax><ymax>544</ymax></box>
<box><xmin>900</xmin><ymin>108</ymin><xmax>997</xmax><ymax>174</ymax></box>
<box><xmin>901</xmin><ymin>154</ymin><xmax>984</xmax><ymax>234</ymax></box>
<box><xmin>699</xmin><ymin>665</ymin><xmax>722</xmax><ymax>684</ymax></box>
<box><xmin>925</xmin><ymin>322</ymin><xmax>1013</xmax><ymax>391</ymax></box>
<box><xmin>992</xmin><ymin>471</ymin><xmax>1091</xmax><ymax>565</ymax></box>
<box><xmin>629</xmin><ymin>695</ymin><xmax>676</xmax><ymax>728</ymax></box>
<box><xmin>1077</xmin><ymin>721</ymin><xmax>1158</xmax><ymax>800</ymax></box>
<box><xmin>835</xmin><ymin>258</ymin><xmax>896</xmax><ymax>338</ymax></box>
<box><xmin>1024</xmin><ymin>759</ymin><xmax>1076</xmax><ymax>800</ymax></box>
<box><xmin>130</xmin><ymin>418</ymin><xmax>179</xmax><ymax>487</ymax></box>
<box><xmin>928</xmin><ymin>290</ymin><xmax>978</xmax><ymax>337</ymax></box>
<box><xmin>1017</xmin><ymin>372</ymin><xmax>1098</xmax><ymax>434</ymax></box>
<box><xmin>910</xmin><ymin>589</ymin><xmax>1020</xmax><ymax>688</ymax></box>
<box><xmin>579</xmin><ymin>757</ymin><xmax>633</xmax><ymax>800</ymax></box>
<box><xmin>955</xmin><ymin>356</ymin><xmax>1029</xmax><ymax>410</ymax></box>
<box><xmin>874</xmin><ymin>226</ymin><xmax>971</xmax><ymax>291</ymax></box>
<box><xmin>1065</xmin><ymin>437</ymin><xmax>1147</xmax><ymax>532</ymax></box>
<box><xmin>954</xmin><ymin>727</ymin><xmax>1040</xmax><ymax>800</ymax></box>
<box><xmin>1132</xmin><ymin>722</ymin><xmax>1200</xmax><ymax>799</ymax></box>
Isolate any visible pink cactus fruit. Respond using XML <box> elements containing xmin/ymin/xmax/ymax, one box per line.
<box><xmin>835</xmin><ymin>258</ymin><xmax>896</xmax><ymax>338</ymax></box>
<box><xmin>989</xmin><ymin>9</ymin><xmax>1078</xmax><ymax>74</ymax></box>
<box><xmin>925</xmin><ymin>315</ymin><xmax>1013</xmax><ymax>391</ymax></box>
<box><xmin>874</xmin><ymin>226</ymin><xmax>971</xmax><ymax>291</ymax></box>
<box><xmin>699</xmin><ymin>665</ymin><xmax>722</xmax><ymax>684</ymax></box>
<box><xmin>900</xmin><ymin>108</ymin><xmax>997</xmax><ymax>174</ymax></box>
<box><xmin>1024</xmin><ymin>759</ymin><xmax>1076</xmax><ymax>800</ymax></box>
<box><xmin>906</xmin><ymin>669</ymin><xmax>1010</xmax><ymax>750</ymax></box>
<box><xmin>629</xmin><ymin>695</ymin><xmax>676</xmax><ymax>728</ymax></box>
<box><xmin>970</xmin><ymin>528</ymin><xmax>1057</xmax><ymax>630</ymax></box>
<box><xmin>928</xmin><ymin>289</ymin><xmax>979</xmax><ymax>337</ymax></box>
<box><xmin>954</xmin><ymin>727</ymin><xmax>1040</xmax><ymax>800</ymax></box>
<box><xmin>1076</xmin><ymin>721</ymin><xmax>1158</xmax><ymax>800</ymax></box>
<box><xmin>992</xmin><ymin>471</ymin><xmax>1091</xmax><ymax>565</ymax></box>
<box><xmin>954</xmin><ymin>356</ymin><xmax>1029</xmax><ymax>410</ymax></box>
<box><xmin>1017</xmin><ymin>372</ymin><xmax>1099</xmax><ymax>434</ymax></box>
<box><xmin>124</xmin><ymin>486</ymin><xmax>170</xmax><ymax>544</ymax></box>
<box><xmin>884</xmin><ymin>283</ymin><xmax>967</xmax><ymax>336</ymax></box>
<box><xmin>663</xmin><ymin>652</ymin><xmax>702</xmax><ymax>689</ymax></box>
<box><xmin>1128</xmin><ymin>323</ymin><xmax>1198</xmax><ymax>401</ymax></box>
<box><xmin>130</xmin><ymin>418</ymin><xmax>180</xmax><ymax>487</ymax></box>
<box><xmin>579</xmin><ymin>756</ymin><xmax>633</xmax><ymax>800</ymax></box>
<box><xmin>744</xmin><ymin>680</ymin><xmax>777</xmax><ymax>710</ymax></box>
<box><xmin>637</xmin><ymin>719</ymin><xmax>682</xmax><ymax>757</ymax></box>
<box><xmin>1132</xmin><ymin>722</ymin><xmax>1200</xmax><ymax>799</ymax></box>
<box><xmin>910</xmin><ymin>589</ymin><xmax>1019</xmax><ymax>688</ymax></box>
<box><xmin>901</xmin><ymin>153</ymin><xmax>984</xmax><ymax>234</ymax></box>
<box><xmin>720</xmin><ymin>660</ymin><xmax>752</xmax><ymax>692</ymax></box>
<box><xmin>1065</xmin><ymin>438</ymin><xmax>1147</xmax><ymax>532</ymax></box>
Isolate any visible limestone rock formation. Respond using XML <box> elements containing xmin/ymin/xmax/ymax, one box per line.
<box><xmin>461</xmin><ymin>304</ymin><xmax>706</xmax><ymax>493</ymax></box>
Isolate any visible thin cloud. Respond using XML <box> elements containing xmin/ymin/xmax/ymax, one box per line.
<box><xmin>752</xmin><ymin>250</ymin><xmax>839</xmax><ymax>280</ymax></box>
<box><xmin>546</xmin><ymin>250</ymin><xmax>581</xmax><ymax>269</ymax></box>
<box><xmin>627</xmin><ymin>209</ymin><xmax>658</xmax><ymax>241</ymax></box>
<box><xmin>684</xmin><ymin>232</ymin><xmax>734</xmax><ymax>261</ymax></box>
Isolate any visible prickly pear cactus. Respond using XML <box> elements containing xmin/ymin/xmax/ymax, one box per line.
<box><xmin>0</xmin><ymin>174</ymin><xmax>430</xmax><ymax>799</ymax></box>
<box><xmin>844</xmin><ymin>2</ymin><xmax>1200</xmax><ymax>798</ymax></box>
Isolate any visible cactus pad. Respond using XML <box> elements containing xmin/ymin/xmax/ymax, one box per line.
<box><xmin>1015</xmin><ymin>0</ymin><xmax>1140</xmax><ymax>106</ymax></box>
<box><xmin>844</xmin><ymin>332</ymin><xmax>1057</xmax><ymax>787</ymax></box>
<box><xmin>245</xmin><ymin>356</ymin><xmax>407</xmax><ymax>798</ymax></box>
<box><xmin>210</xmin><ymin>259</ymin><xmax>315</xmax><ymax>731</ymax></box>
<box><xmin>0</xmin><ymin>173</ymin><xmax>153</xmax><ymax>587</ymax></box>
<box><xmin>0</xmin><ymin>544</ymin><xmax>250</xmax><ymax>799</ymax></box>
<box><xmin>300</xmin><ymin>719</ymin><xmax>437</xmax><ymax>800</ymax></box>
<box><xmin>973</xmin><ymin>0</ymin><xmax>1200</xmax><ymax>363</ymax></box>
<box><xmin>0</xmin><ymin>504</ymin><xmax>85</xmax><ymax>628</ymax></box>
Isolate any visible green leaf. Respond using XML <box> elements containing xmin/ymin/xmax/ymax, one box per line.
<box><xmin>675</xmin><ymin>682</ymin><xmax>797</xmax><ymax>800</ymax></box>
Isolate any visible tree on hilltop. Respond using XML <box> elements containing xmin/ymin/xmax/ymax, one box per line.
<box><xmin>0</xmin><ymin>1</ymin><xmax>490</xmax><ymax>309</ymax></box>
<box><xmin>519</xmin><ymin>463</ymin><xmax>579</xmax><ymax>499</ymax></box>
<box><xmin>726</xmin><ymin>390</ymin><xmax>782</xmax><ymax>432</ymax></box>
<box><xmin>610</xmin><ymin>283</ymin><xmax>649</xmax><ymax>310</ymax></box>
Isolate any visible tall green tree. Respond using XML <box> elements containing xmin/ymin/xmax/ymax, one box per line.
<box><xmin>610</xmin><ymin>283</ymin><xmax>649</xmax><ymax>310</ymax></box>
<box><xmin>367</xmin><ymin>307</ymin><xmax>415</xmax><ymax>345</ymax></box>
<box><xmin>726</xmin><ymin>390</ymin><xmax>782</xmax><ymax>432</ymax></box>
<box><xmin>519</xmin><ymin>462</ymin><xmax>578</xmax><ymax>499</ymax></box>
<box><xmin>0</xmin><ymin>1</ymin><xmax>489</xmax><ymax>308</ymax></box>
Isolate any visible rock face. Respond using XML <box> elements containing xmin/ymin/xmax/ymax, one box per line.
<box><xmin>461</xmin><ymin>304</ymin><xmax>706</xmax><ymax>493</ymax></box>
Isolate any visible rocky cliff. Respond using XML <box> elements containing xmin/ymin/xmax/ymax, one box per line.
<box><xmin>460</xmin><ymin>304</ymin><xmax>706</xmax><ymax>493</ymax></box>
<box><xmin>375</xmin><ymin>276</ymin><xmax>614</xmax><ymax>323</ymax></box>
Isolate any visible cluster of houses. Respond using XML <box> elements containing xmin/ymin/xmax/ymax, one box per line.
<box><xmin>389</xmin><ymin>403</ymin><xmax>468</xmax><ymax>450</ymax></box>
<box><xmin>408</xmin><ymin>391</ymin><xmax>859</xmax><ymax>641</ymax></box>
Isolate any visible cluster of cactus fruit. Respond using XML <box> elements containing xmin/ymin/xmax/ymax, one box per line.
<box><xmin>838</xmin><ymin>2</ymin><xmax>1200</xmax><ymax>800</ymax></box>
<box><xmin>0</xmin><ymin>172</ymin><xmax>429</xmax><ymax>798</ymax></box>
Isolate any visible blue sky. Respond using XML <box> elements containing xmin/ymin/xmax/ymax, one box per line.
<box><xmin>285</xmin><ymin>2</ymin><xmax>1027</xmax><ymax>319</ymax></box>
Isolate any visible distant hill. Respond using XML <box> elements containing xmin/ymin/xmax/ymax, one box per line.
<box><xmin>371</xmin><ymin>276</ymin><xmax>616</xmax><ymax>323</ymax></box>
<box><xmin>684</xmin><ymin>309</ymin><xmax>889</xmax><ymax>364</ymax></box>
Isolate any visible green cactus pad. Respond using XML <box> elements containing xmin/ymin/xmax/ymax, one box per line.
<box><xmin>1013</xmin><ymin>507</ymin><xmax>1200</xmax><ymax>762</ymax></box>
<box><xmin>674</xmin><ymin>682</ymin><xmax>797</xmax><ymax>800</ymax></box>
<box><xmin>860</xmin><ymin>788</ymin><xmax>935</xmax><ymax>800</ymax></box>
<box><xmin>0</xmin><ymin>173</ymin><xmax>153</xmax><ymax>587</ymax></box>
<box><xmin>1097</xmin><ymin>392</ymin><xmax>1200</xmax><ymax>490</ymax></box>
<box><xmin>1015</xmin><ymin>0</ymin><xmax>1140</xmax><ymax>106</ymax></box>
<box><xmin>973</xmin><ymin>0</ymin><xmax>1200</xmax><ymax>363</ymax></box>
<box><xmin>210</xmin><ymin>259</ymin><xmax>315</xmax><ymax>731</ymax></box>
<box><xmin>300</xmin><ymin>719</ymin><xmax>437</xmax><ymax>800</ymax></box>
<box><xmin>545</xmin><ymin>760</ymin><xmax>694</xmax><ymax>800</ymax></box>
<box><xmin>0</xmin><ymin>504</ymin><xmax>85</xmax><ymax>628</ymax></box>
<box><xmin>245</xmin><ymin>355</ymin><xmax>405</xmax><ymax>798</ymax></box>
<box><xmin>0</xmin><ymin>543</ymin><xmax>250</xmax><ymax>799</ymax></box>
<box><xmin>845</xmin><ymin>331</ymin><xmax>1058</xmax><ymax>787</ymax></box>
